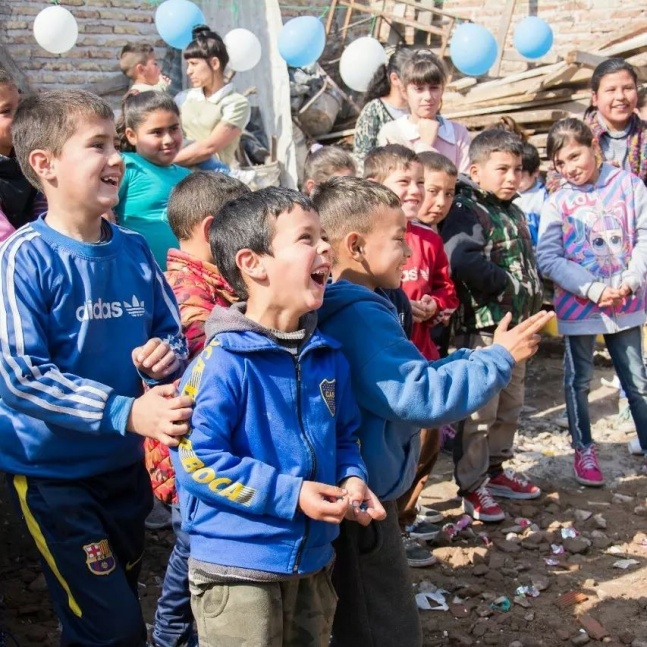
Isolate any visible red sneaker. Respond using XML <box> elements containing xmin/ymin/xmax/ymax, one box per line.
<box><xmin>488</xmin><ymin>468</ymin><xmax>541</xmax><ymax>500</ymax></box>
<box><xmin>463</xmin><ymin>486</ymin><xmax>505</xmax><ymax>522</ymax></box>
<box><xmin>573</xmin><ymin>445</ymin><xmax>605</xmax><ymax>486</ymax></box>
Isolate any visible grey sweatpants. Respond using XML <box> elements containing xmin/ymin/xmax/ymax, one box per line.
<box><xmin>330</xmin><ymin>500</ymin><xmax>422</xmax><ymax>647</ymax></box>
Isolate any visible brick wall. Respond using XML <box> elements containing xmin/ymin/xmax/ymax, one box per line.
<box><xmin>2</xmin><ymin>0</ymin><xmax>647</xmax><ymax>100</ymax></box>
<box><xmin>0</xmin><ymin>0</ymin><xmax>162</xmax><ymax>104</ymax></box>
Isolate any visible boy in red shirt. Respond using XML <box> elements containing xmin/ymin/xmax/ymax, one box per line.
<box><xmin>364</xmin><ymin>144</ymin><xmax>459</xmax><ymax>567</ymax></box>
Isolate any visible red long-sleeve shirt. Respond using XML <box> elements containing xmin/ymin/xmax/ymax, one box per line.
<box><xmin>401</xmin><ymin>221</ymin><xmax>459</xmax><ymax>360</ymax></box>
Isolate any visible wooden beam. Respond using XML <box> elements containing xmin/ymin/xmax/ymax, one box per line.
<box><xmin>491</xmin><ymin>0</ymin><xmax>517</xmax><ymax>77</ymax></box>
<box><xmin>325</xmin><ymin>0</ymin><xmax>340</xmax><ymax>34</ymax></box>
<box><xmin>565</xmin><ymin>50</ymin><xmax>608</xmax><ymax>69</ymax></box>
<box><xmin>338</xmin><ymin>0</ymin><xmax>446</xmax><ymax>37</ymax></box>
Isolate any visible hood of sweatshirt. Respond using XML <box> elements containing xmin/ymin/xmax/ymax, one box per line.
<box><xmin>204</xmin><ymin>301</ymin><xmax>318</xmax><ymax>348</ymax></box>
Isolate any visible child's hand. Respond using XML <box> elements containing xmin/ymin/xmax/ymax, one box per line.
<box><xmin>492</xmin><ymin>310</ymin><xmax>554</xmax><ymax>363</ymax></box>
<box><xmin>132</xmin><ymin>338</ymin><xmax>180</xmax><ymax>380</ymax></box>
<box><xmin>298</xmin><ymin>481</ymin><xmax>348</xmax><ymax>524</ymax></box>
<box><xmin>127</xmin><ymin>384</ymin><xmax>193</xmax><ymax>446</ymax></box>
<box><xmin>421</xmin><ymin>294</ymin><xmax>438</xmax><ymax>319</ymax></box>
<box><xmin>618</xmin><ymin>284</ymin><xmax>633</xmax><ymax>298</ymax></box>
<box><xmin>418</xmin><ymin>118</ymin><xmax>440</xmax><ymax>146</ymax></box>
<box><xmin>598</xmin><ymin>287</ymin><xmax>623</xmax><ymax>308</ymax></box>
<box><xmin>410</xmin><ymin>299</ymin><xmax>427</xmax><ymax>322</ymax></box>
<box><xmin>339</xmin><ymin>477</ymin><xmax>387</xmax><ymax>526</ymax></box>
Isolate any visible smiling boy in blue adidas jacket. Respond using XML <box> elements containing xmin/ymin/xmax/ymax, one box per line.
<box><xmin>171</xmin><ymin>187</ymin><xmax>383</xmax><ymax>647</ymax></box>
<box><xmin>311</xmin><ymin>176</ymin><xmax>553</xmax><ymax>647</ymax></box>
<box><xmin>0</xmin><ymin>90</ymin><xmax>191</xmax><ymax>647</ymax></box>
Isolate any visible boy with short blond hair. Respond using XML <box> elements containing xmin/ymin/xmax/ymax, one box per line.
<box><xmin>312</xmin><ymin>175</ymin><xmax>552</xmax><ymax>647</ymax></box>
<box><xmin>170</xmin><ymin>186</ymin><xmax>383</xmax><ymax>647</ymax></box>
<box><xmin>440</xmin><ymin>128</ymin><xmax>544</xmax><ymax>522</ymax></box>
<box><xmin>148</xmin><ymin>170</ymin><xmax>250</xmax><ymax>647</ymax></box>
<box><xmin>0</xmin><ymin>89</ymin><xmax>190</xmax><ymax>645</ymax></box>
<box><xmin>119</xmin><ymin>43</ymin><xmax>170</xmax><ymax>94</ymax></box>
<box><xmin>364</xmin><ymin>147</ymin><xmax>459</xmax><ymax>567</ymax></box>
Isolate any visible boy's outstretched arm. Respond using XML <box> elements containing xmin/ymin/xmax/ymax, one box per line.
<box><xmin>339</xmin><ymin>298</ymin><xmax>552</xmax><ymax>431</ymax></box>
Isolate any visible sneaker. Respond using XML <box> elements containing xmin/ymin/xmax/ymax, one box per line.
<box><xmin>463</xmin><ymin>486</ymin><xmax>505</xmax><ymax>522</ymax></box>
<box><xmin>573</xmin><ymin>445</ymin><xmax>605</xmax><ymax>486</ymax></box>
<box><xmin>488</xmin><ymin>468</ymin><xmax>541</xmax><ymax>500</ymax></box>
<box><xmin>145</xmin><ymin>498</ymin><xmax>172</xmax><ymax>531</ymax></box>
<box><xmin>628</xmin><ymin>437</ymin><xmax>645</xmax><ymax>455</ymax></box>
<box><xmin>616</xmin><ymin>400</ymin><xmax>636</xmax><ymax>434</ymax></box>
<box><xmin>402</xmin><ymin>534</ymin><xmax>437</xmax><ymax>568</ymax></box>
<box><xmin>416</xmin><ymin>504</ymin><xmax>444</xmax><ymax>524</ymax></box>
<box><xmin>405</xmin><ymin>518</ymin><xmax>440</xmax><ymax>541</ymax></box>
<box><xmin>601</xmin><ymin>375</ymin><xmax>621</xmax><ymax>390</ymax></box>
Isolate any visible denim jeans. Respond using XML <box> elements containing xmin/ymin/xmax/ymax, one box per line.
<box><xmin>564</xmin><ymin>326</ymin><xmax>647</xmax><ymax>450</ymax></box>
<box><xmin>152</xmin><ymin>505</ymin><xmax>196</xmax><ymax>647</ymax></box>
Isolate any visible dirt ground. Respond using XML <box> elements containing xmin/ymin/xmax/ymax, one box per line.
<box><xmin>2</xmin><ymin>341</ymin><xmax>647</xmax><ymax>646</ymax></box>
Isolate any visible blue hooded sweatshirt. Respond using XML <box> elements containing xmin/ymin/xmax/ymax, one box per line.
<box><xmin>317</xmin><ymin>281</ymin><xmax>516</xmax><ymax>501</ymax></box>
<box><xmin>171</xmin><ymin>304</ymin><xmax>367</xmax><ymax>577</ymax></box>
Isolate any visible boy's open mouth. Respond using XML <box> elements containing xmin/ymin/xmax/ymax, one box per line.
<box><xmin>310</xmin><ymin>269</ymin><xmax>328</xmax><ymax>286</ymax></box>
<box><xmin>101</xmin><ymin>176</ymin><xmax>119</xmax><ymax>187</ymax></box>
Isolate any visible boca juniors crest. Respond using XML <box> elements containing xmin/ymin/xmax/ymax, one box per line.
<box><xmin>320</xmin><ymin>379</ymin><xmax>336</xmax><ymax>416</ymax></box>
<box><xmin>83</xmin><ymin>539</ymin><xmax>116</xmax><ymax>575</ymax></box>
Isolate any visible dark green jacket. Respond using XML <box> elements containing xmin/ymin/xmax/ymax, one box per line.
<box><xmin>440</xmin><ymin>176</ymin><xmax>543</xmax><ymax>333</ymax></box>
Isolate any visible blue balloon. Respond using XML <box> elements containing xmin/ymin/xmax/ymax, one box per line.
<box><xmin>514</xmin><ymin>16</ymin><xmax>553</xmax><ymax>60</ymax></box>
<box><xmin>155</xmin><ymin>0</ymin><xmax>205</xmax><ymax>50</ymax></box>
<box><xmin>278</xmin><ymin>16</ymin><xmax>326</xmax><ymax>68</ymax></box>
<box><xmin>450</xmin><ymin>23</ymin><xmax>498</xmax><ymax>77</ymax></box>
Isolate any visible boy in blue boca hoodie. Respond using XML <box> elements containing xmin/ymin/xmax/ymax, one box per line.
<box><xmin>311</xmin><ymin>176</ymin><xmax>553</xmax><ymax>647</ymax></box>
<box><xmin>0</xmin><ymin>90</ymin><xmax>191</xmax><ymax>646</ymax></box>
<box><xmin>171</xmin><ymin>187</ymin><xmax>384</xmax><ymax>647</ymax></box>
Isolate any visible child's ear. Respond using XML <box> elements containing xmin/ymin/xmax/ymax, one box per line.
<box><xmin>201</xmin><ymin>215</ymin><xmax>215</xmax><ymax>243</ymax></box>
<box><xmin>124</xmin><ymin>127</ymin><xmax>137</xmax><ymax>147</ymax></box>
<box><xmin>134</xmin><ymin>63</ymin><xmax>145</xmax><ymax>78</ymax></box>
<box><xmin>304</xmin><ymin>179</ymin><xmax>316</xmax><ymax>195</ymax></box>
<box><xmin>469</xmin><ymin>163</ymin><xmax>480</xmax><ymax>184</ymax></box>
<box><xmin>236</xmin><ymin>248</ymin><xmax>266</xmax><ymax>283</ymax></box>
<box><xmin>28</xmin><ymin>149</ymin><xmax>55</xmax><ymax>183</ymax></box>
<box><xmin>209</xmin><ymin>56</ymin><xmax>221</xmax><ymax>72</ymax></box>
<box><xmin>345</xmin><ymin>232</ymin><xmax>365</xmax><ymax>261</ymax></box>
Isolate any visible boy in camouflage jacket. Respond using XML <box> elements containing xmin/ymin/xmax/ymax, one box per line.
<box><xmin>440</xmin><ymin>129</ymin><xmax>543</xmax><ymax>523</ymax></box>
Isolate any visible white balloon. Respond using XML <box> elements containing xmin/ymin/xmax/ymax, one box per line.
<box><xmin>33</xmin><ymin>5</ymin><xmax>79</xmax><ymax>55</ymax></box>
<box><xmin>339</xmin><ymin>37</ymin><xmax>387</xmax><ymax>92</ymax></box>
<box><xmin>224</xmin><ymin>29</ymin><xmax>262</xmax><ymax>72</ymax></box>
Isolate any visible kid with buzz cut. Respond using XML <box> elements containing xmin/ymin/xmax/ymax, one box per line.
<box><xmin>170</xmin><ymin>187</ymin><xmax>385</xmax><ymax>647</ymax></box>
<box><xmin>364</xmin><ymin>145</ymin><xmax>459</xmax><ymax>569</ymax></box>
<box><xmin>440</xmin><ymin>128</ymin><xmax>544</xmax><ymax>523</ymax></box>
<box><xmin>0</xmin><ymin>89</ymin><xmax>191</xmax><ymax>646</ymax></box>
<box><xmin>311</xmin><ymin>175</ymin><xmax>553</xmax><ymax>647</ymax></box>
<box><xmin>148</xmin><ymin>171</ymin><xmax>250</xmax><ymax>647</ymax></box>
<box><xmin>119</xmin><ymin>43</ymin><xmax>170</xmax><ymax>94</ymax></box>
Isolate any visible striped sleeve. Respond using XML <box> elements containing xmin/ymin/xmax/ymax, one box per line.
<box><xmin>0</xmin><ymin>230</ymin><xmax>134</xmax><ymax>434</ymax></box>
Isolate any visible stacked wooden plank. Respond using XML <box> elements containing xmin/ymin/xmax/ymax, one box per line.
<box><xmin>441</xmin><ymin>27</ymin><xmax>647</xmax><ymax>162</ymax></box>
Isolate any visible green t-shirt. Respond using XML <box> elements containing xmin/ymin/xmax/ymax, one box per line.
<box><xmin>115</xmin><ymin>153</ymin><xmax>190</xmax><ymax>270</ymax></box>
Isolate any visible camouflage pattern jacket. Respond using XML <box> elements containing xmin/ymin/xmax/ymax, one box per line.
<box><xmin>439</xmin><ymin>176</ymin><xmax>543</xmax><ymax>333</ymax></box>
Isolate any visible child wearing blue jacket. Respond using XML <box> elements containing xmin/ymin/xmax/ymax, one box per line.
<box><xmin>171</xmin><ymin>187</ymin><xmax>383</xmax><ymax>647</ymax></box>
<box><xmin>0</xmin><ymin>90</ymin><xmax>191</xmax><ymax>646</ymax></box>
<box><xmin>311</xmin><ymin>176</ymin><xmax>553</xmax><ymax>647</ymax></box>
